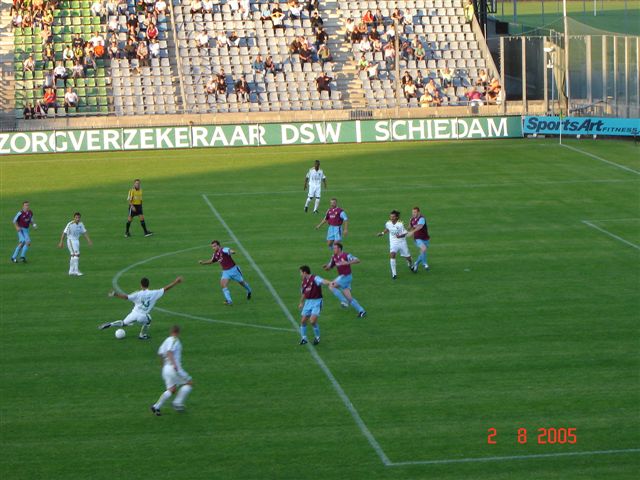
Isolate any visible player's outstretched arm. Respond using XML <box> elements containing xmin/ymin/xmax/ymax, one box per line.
<box><xmin>304</xmin><ymin>177</ymin><xmax>309</xmax><ymax>190</ymax></box>
<box><xmin>315</xmin><ymin>218</ymin><xmax>327</xmax><ymax>229</ymax></box>
<box><xmin>298</xmin><ymin>293</ymin><xmax>306</xmax><ymax>310</ymax></box>
<box><xmin>84</xmin><ymin>232</ymin><xmax>93</xmax><ymax>246</ymax></box>
<box><xmin>199</xmin><ymin>258</ymin><xmax>214</xmax><ymax>265</ymax></box>
<box><xmin>377</xmin><ymin>228</ymin><xmax>389</xmax><ymax>237</ymax></box>
<box><xmin>108</xmin><ymin>290</ymin><xmax>129</xmax><ymax>300</ymax></box>
<box><xmin>323</xmin><ymin>178</ymin><xmax>327</xmax><ymax>189</ymax></box>
<box><xmin>163</xmin><ymin>276</ymin><xmax>183</xmax><ymax>292</ymax></box>
<box><xmin>57</xmin><ymin>232</ymin><xmax>66</xmax><ymax>248</ymax></box>
<box><xmin>343</xmin><ymin>220</ymin><xmax>348</xmax><ymax>236</ymax></box>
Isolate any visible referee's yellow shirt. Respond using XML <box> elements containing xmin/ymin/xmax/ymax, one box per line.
<box><xmin>128</xmin><ymin>188</ymin><xmax>143</xmax><ymax>205</ymax></box>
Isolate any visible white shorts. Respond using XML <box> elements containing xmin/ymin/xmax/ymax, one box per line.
<box><xmin>162</xmin><ymin>364</ymin><xmax>191</xmax><ymax>389</ymax></box>
<box><xmin>123</xmin><ymin>311</ymin><xmax>151</xmax><ymax>326</ymax></box>
<box><xmin>308</xmin><ymin>185</ymin><xmax>321</xmax><ymax>198</ymax></box>
<box><xmin>390</xmin><ymin>241</ymin><xmax>410</xmax><ymax>257</ymax></box>
<box><xmin>67</xmin><ymin>238</ymin><xmax>80</xmax><ymax>255</ymax></box>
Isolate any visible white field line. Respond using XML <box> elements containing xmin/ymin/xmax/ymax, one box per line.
<box><xmin>561</xmin><ymin>144</ymin><xmax>640</xmax><ymax>175</ymax></box>
<box><xmin>388</xmin><ymin>448</ymin><xmax>640</xmax><ymax>466</ymax></box>
<box><xmin>111</xmin><ymin>245</ymin><xmax>293</xmax><ymax>333</ymax></box>
<box><xmin>581</xmin><ymin>221</ymin><xmax>640</xmax><ymax>251</ymax></box>
<box><xmin>202</xmin><ymin>178</ymin><xmax>635</xmax><ymax>197</ymax></box>
<box><xmin>201</xmin><ymin>194</ymin><xmax>393</xmax><ymax>466</ymax></box>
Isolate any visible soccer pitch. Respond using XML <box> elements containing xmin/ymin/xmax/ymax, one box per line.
<box><xmin>1</xmin><ymin>138</ymin><xmax>639</xmax><ymax>479</ymax></box>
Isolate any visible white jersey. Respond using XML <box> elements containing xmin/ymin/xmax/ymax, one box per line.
<box><xmin>127</xmin><ymin>288</ymin><xmax>164</xmax><ymax>315</ymax></box>
<box><xmin>306</xmin><ymin>168</ymin><xmax>326</xmax><ymax>187</ymax></box>
<box><xmin>63</xmin><ymin>221</ymin><xmax>86</xmax><ymax>240</ymax></box>
<box><xmin>158</xmin><ymin>335</ymin><xmax>183</xmax><ymax>369</ymax></box>
<box><xmin>385</xmin><ymin>220</ymin><xmax>408</xmax><ymax>246</ymax></box>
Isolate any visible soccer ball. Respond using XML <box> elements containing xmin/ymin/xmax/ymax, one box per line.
<box><xmin>115</xmin><ymin>328</ymin><xmax>126</xmax><ymax>339</ymax></box>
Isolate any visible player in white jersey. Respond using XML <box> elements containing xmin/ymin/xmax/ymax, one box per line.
<box><xmin>304</xmin><ymin>159</ymin><xmax>327</xmax><ymax>213</ymax></box>
<box><xmin>58</xmin><ymin>212</ymin><xmax>92</xmax><ymax>276</ymax></box>
<box><xmin>377</xmin><ymin>210</ymin><xmax>415</xmax><ymax>279</ymax></box>
<box><xmin>150</xmin><ymin>325</ymin><xmax>193</xmax><ymax>415</ymax></box>
<box><xmin>98</xmin><ymin>276</ymin><xmax>183</xmax><ymax>339</ymax></box>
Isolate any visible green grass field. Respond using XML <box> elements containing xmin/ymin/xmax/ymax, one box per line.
<box><xmin>495</xmin><ymin>0</ymin><xmax>640</xmax><ymax>35</ymax></box>
<box><xmin>1</xmin><ymin>138</ymin><xmax>639</xmax><ymax>479</ymax></box>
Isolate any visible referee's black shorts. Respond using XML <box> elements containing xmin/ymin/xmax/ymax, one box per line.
<box><xmin>129</xmin><ymin>204</ymin><xmax>143</xmax><ymax>217</ymax></box>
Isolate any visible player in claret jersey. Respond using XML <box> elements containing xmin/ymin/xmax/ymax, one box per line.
<box><xmin>323</xmin><ymin>242</ymin><xmax>366</xmax><ymax>318</ymax></box>
<box><xmin>298</xmin><ymin>265</ymin><xmax>332</xmax><ymax>345</ymax></box>
<box><xmin>304</xmin><ymin>159</ymin><xmax>327</xmax><ymax>213</ymax></box>
<box><xmin>199</xmin><ymin>240</ymin><xmax>252</xmax><ymax>306</ymax></box>
<box><xmin>11</xmin><ymin>201</ymin><xmax>37</xmax><ymax>263</ymax></box>
<box><xmin>315</xmin><ymin>197</ymin><xmax>348</xmax><ymax>250</ymax></box>
<box><xmin>407</xmin><ymin>206</ymin><xmax>430</xmax><ymax>271</ymax></box>
<box><xmin>377</xmin><ymin>210</ymin><xmax>415</xmax><ymax>279</ymax></box>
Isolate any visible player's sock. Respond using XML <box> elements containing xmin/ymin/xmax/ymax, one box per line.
<box><xmin>12</xmin><ymin>245</ymin><xmax>21</xmax><ymax>259</ymax></box>
<box><xmin>154</xmin><ymin>390</ymin><xmax>172</xmax><ymax>409</ymax></box>
<box><xmin>140</xmin><ymin>323</ymin><xmax>150</xmax><ymax>337</ymax></box>
<box><xmin>390</xmin><ymin>258</ymin><xmax>397</xmax><ymax>276</ymax></box>
<box><xmin>222</xmin><ymin>287</ymin><xmax>232</xmax><ymax>303</ymax></box>
<box><xmin>421</xmin><ymin>251</ymin><xmax>428</xmax><ymax>267</ymax></box>
<box><xmin>330</xmin><ymin>287</ymin><xmax>348</xmax><ymax>304</ymax></box>
<box><xmin>111</xmin><ymin>320</ymin><xmax>124</xmax><ymax>327</ymax></box>
<box><xmin>304</xmin><ymin>197</ymin><xmax>312</xmax><ymax>209</ymax></box>
<box><xmin>20</xmin><ymin>244</ymin><xmax>28</xmax><ymax>258</ymax></box>
<box><xmin>350</xmin><ymin>298</ymin><xmax>365</xmax><ymax>314</ymax></box>
<box><xmin>73</xmin><ymin>256</ymin><xmax>80</xmax><ymax>273</ymax></box>
<box><xmin>69</xmin><ymin>257</ymin><xmax>75</xmax><ymax>274</ymax></box>
<box><xmin>242</xmin><ymin>282</ymin><xmax>251</xmax><ymax>293</ymax></box>
<box><xmin>312</xmin><ymin>324</ymin><xmax>320</xmax><ymax>338</ymax></box>
<box><xmin>125</xmin><ymin>221</ymin><xmax>131</xmax><ymax>234</ymax></box>
<box><xmin>314</xmin><ymin>198</ymin><xmax>320</xmax><ymax>212</ymax></box>
<box><xmin>140</xmin><ymin>221</ymin><xmax>149</xmax><ymax>234</ymax></box>
<box><xmin>174</xmin><ymin>384</ymin><xmax>192</xmax><ymax>406</ymax></box>
<box><xmin>300</xmin><ymin>325</ymin><xmax>307</xmax><ymax>339</ymax></box>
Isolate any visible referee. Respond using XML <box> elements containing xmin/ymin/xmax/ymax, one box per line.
<box><xmin>125</xmin><ymin>179</ymin><xmax>153</xmax><ymax>237</ymax></box>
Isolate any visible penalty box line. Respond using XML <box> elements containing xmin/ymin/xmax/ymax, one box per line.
<box><xmin>581</xmin><ymin>220</ymin><xmax>640</xmax><ymax>251</ymax></box>
<box><xmin>201</xmin><ymin>194</ymin><xmax>393</xmax><ymax>466</ymax></box>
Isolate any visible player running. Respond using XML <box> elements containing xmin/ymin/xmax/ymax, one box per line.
<box><xmin>304</xmin><ymin>159</ymin><xmax>327</xmax><ymax>213</ymax></box>
<box><xmin>99</xmin><ymin>276</ymin><xmax>183</xmax><ymax>339</ymax></box>
<box><xmin>58</xmin><ymin>212</ymin><xmax>92</xmax><ymax>276</ymax></box>
<box><xmin>315</xmin><ymin>198</ymin><xmax>348</xmax><ymax>250</ymax></box>
<box><xmin>125</xmin><ymin>179</ymin><xmax>153</xmax><ymax>238</ymax></box>
<box><xmin>199</xmin><ymin>240</ymin><xmax>252</xmax><ymax>306</ymax></box>
<box><xmin>322</xmin><ymin>242</ymin><xmax>366</xmax><ymax>317</ymax></box>
<box><xmin>299</xmin><ymin>265</ymin><xmax>332</xmax><ymax>345</ymax></box>
<box><xmin>407</xmin><ymin>206</ymin><xmax>430</xmax><ymax>271</ymax></box>
<box><xmin>150</xmin><ymin>325</ymin><xmax>194</xmax><ymax>416</ymax></box>
<box><xmin>377</xmin><ymin>210</ymin><xmax>415</xmax><ymax>279</ymax></box>
<box><xmin>11</xmin><ymin>201</ymin><xmax>37</xmax><ymax>263</ymax></box>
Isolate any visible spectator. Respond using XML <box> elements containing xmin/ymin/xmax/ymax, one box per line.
<box><xmin>465</xmin><ymin>86</ymin><xmax>484</xmax><ymax>106</ymax></box>
<box><xmin>117</xmin><ymin>0</ymin><xmax>128</xmax><ymax>14</ymax></box>
<box><xmin>362</xmin><ymin>9</ymin><xmax>374</xmax><ymax>26</ymax></box>
<box><xmin>464</xmin><ymin>0</ymin><xmax>474</xmax><ymax>24</ymax></box>
<box><xmin>54</xmin><ymin>61</ymin><xmax>69</xmax><ymax>86</ymax></box>
<box><xmin>137</xmin><ymin>40</ymin><xmax>149</xmax><ymax>67</ymax></box>
<box><xmin>299</xmin><ymin>43</ymin><xmax>312</xmax><ymax>64</ymax></box>
<box><xmin>264</xmin><ymin>55</ymin><xmax>277</xmax><ymax>74</ymax></box>
<box><xmin>304</xmin><ymin>0</ymin><xmax>319</xmax><ymax>16</ymax></box>
<box><xmin>205</xmin><ymin>75</ymin><xmax>217</xmax><ymax>101</ymax></box>
<box><xmin>216</xmin><ymin>31</ymin><xmax>227</xmax><ymax>48</ymax></box>
<box><xmin>317</xmin><ymin>44</ymin><xmax>332</xmax><ymax>66</ymax></box>
<box><xmin>235</xmin><ymin>76</ymin><xmax>250</xmax><ymax>102</ymax></box>
<box><xmin>227</xmin><ymin>31</ymin><xmax>240</xmax><ymax>48</ymax></box>
<box><xmin>43</xmin><ymin>87</ymin><xmax>58</xmax><ymax>115</ymax></box>
<box><xmin>401</xmin><ymin>40</ymin><xmax>414</xmax><ymax>61</ymax></box>
<box><xmin>11</xmin><ymin>10</ymin><xmax>22</xmax><ymax>30</ymax></box>
<box><xmin>71</xmin><ymin>58</ymin><xmax>84</xmax><ymax>78</ymax></box>
<box><xmin>107</xmin><ymin>0</ymin><xmax>118</xmax><ymax>14</ymax></box>
<box><xmin>34</xmin><ymin>100</ymin><xmax>47</xmax><ymax>119</ymax></box>
<box><xmin>22</xmin><ymin>10</ymin><xmax>32</xmax><ymax>28</ymax></box>
<box><xmin>425</xmin><ymin>78</ymin><xmax>438</xmax><ymax>97</ymax></box>
<box><xmin>63</xmin><ymin>87</ymin><xmax>79</xmax><ymax>113</ymax></box>
<box><xmin>124</xmin><ymin>38</ymin><xmax>137</xmax><ymax>59</ymax></box>
<box><xmin>127</xmin><ymin>13</ymin><xmax>139</xmax><ymax>35</ymax></box>
<box><xmin>91</xmin><ymin>0</ymin><xmax>106</xmax><ymax>18</ymax></box>
<box><xmin>149</xmin><ymin>38</ymin><xmax>160</xmax><ymax>58</ymax></box>
<box><xmin>23</xmin><ymin>54</ymin><xmax>35</xmax><ymax>72</ymax></box>
<box><xmin>486</xmin><ymin>77</ymin><xmax>502</xmax><ymax>104</ymax></box>
<box><xmin>288</xmin><ymin>0</ymin><xmax>302</xmax><ymax>20</ymax></box>
<box><xmin>383</xmin><ymin>42</ymin><xmax>395</xmax><ymax>69</ymax></box>
<box><xmin>23</xmin><ymin>102</ymin><xmax>35</xmax><ymax>119</ymax></box>
<box><xmin>72</xmin><ymin>33</ymin><xmax>84</xmax><ymax>49</ymax></box>
<box><xmin>202</xmin><ymin>0</ymin><xmax>213</xmax><ymax>13</ymax></box>
<box><xmin>107</xmin><ymin>14</ymin><xmax>119</xmax><ymax>33</ymax></box>
<box><xmin>415</xmin><ymin>41</ymin><xmax>425</xmax><ymax>62</ymax></box>
<box><xmin>252</xmin><ymin>54</ymin><xmax>265</xmax><ymax>73</ymax></box>
<box><xmin>372</xmin><ymin>37</ymin><xmax>382</xmax><ymax>53</ymax></box>
<box><xmin>357</xmin><ymin>55</ymin><xmax>368</xmax><ymax>71</ymax></box>
<box><xmin>358</xmin><ymin>37</ymin><xmax>372</xmax><ymax>53</ymax></box>
<box><xmin>154</xmin><ymin>0</ymin><xmax>168</xmax><ymax>16</ymax></box>
<box><xmin>367</xmin><ymin>61</ymin><xmax>379</xmax><ymax>80</ymax></box>
<box><xmin>315</xmin><ymin>27</ymin><xmax>328</xmax><ymax>49</ymax></box>
<box><xmin>288</xmin><ymin>36</ymin><xmax>302</xmax><ymax>56</ymax></box>
<box><xmin>42</xmin><ymin>69</ymin><xmax>55</xmax><ymax>91</ymax></box>
<box><xmin>90</xmin><ymin>30</ymin><xmax>105</xmax><ymax>48</ymax></box>
<box><xmin>400</xmin><ymin>70</ymin><xmax>413</xmax><ymax>87</ymax></box>
<box><xmin>383</xmin><ymin>22</ymin><xmax>395</xmax><ymax>42</ymax></box>
<box><xmin>84</xmin><ymin>43</ymin><xmax>97</xmax><ymax>69</ymax></box>
<box><xmin>419</xmin><ymin>91</ymin><xmax>431</xmax><ymax>108</ymax></box>
<box><xmin>63</xmin><ymin>44</ymin><xmax>74</xmax><ymax>62</ymax></box>
<box><xmin>216</xmin><ymin>69</ymin><xmax>227</xmax><ymax>99</ymax></box>
<box><xmin>260</xmin><ymin>4</ymin><xmax>272</xmax><ymax>22</ymax></box>
<box><xmin>197</xmin><ymin>29</ymin><xmax>210</xmax><ymax>49</ymax></box>
<box><xmin>43</xmin><ymin>42</ymin><xmax>55</xmax><ymax>67</ymax></box>
<box><xmin>315</xmin><ymin>72</ymin><xmax>332</xmax><ymax>94</ymax></box>
<box><xmin>391</xmin><ymin>8</ymin><xmax>404</xmax><ymax>25</ymax></box>
<box><xmin>415</xmin><ymin>70</ymin><xmax>425</xmax><ymax>89</ymax></box>
<box><xmin>344</xmin><ymin>18</ymin><xmax>355</xmax><ymax>42</ymax></box>
<box><xmin>190</xmin><ymin>0</ymin><xmax>203</xmax><ymax>14</ymax></box>
<box><xmin>271</xmin><ymin>4</ymin><xmax>285</xmax><ymax>30</ymax></box>
<box><xmin>310</xmin><ymin>10</ymin><xmax>323</xmax><ymax>28</ymax></box>
<box><xmin>373</xmin><ymin>8</ymin><xmax>384</xmax><ymax>27</ymax></box>
<box><xmin>404</xmin><ymin>79</ymin><xmax>417</xmax><ymax>101</ymax></box>
<box><xmin>42</xmin><ymin>9</ymin><xmax>53</xmax><ymax>27</ymax></box>
<box><xmin>40</xmin><ymin>24</ymin><xmax>53</xmax><ymax>45</ymax></box>
<box><xmin>440</xmin><ymin>67</ymin><xmax>453</xmax><ymax>88</ymax></box>
<box><xmin>476</xmin><ymin>69</ymin><xmax>489</xmax><ymax>90</ymax></box>
<box><xmin>431</xmin><ymin>89</ymin><xmax>443</xmax><ymax>106</ymax></box>
<box><xmin>146</xmin><ymin>22</ymin><xmax>159</xmax><ymax>41</ymax></box>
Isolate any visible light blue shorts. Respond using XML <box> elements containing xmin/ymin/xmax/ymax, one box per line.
<box><xmin>415</xmin><ymin>239</ymin><xmax>430</xmax><ymax>249</ymax></box>
<box><xmin>334</xmin><ymin>274</ymin><xmax>352</xmax><ymax>290</ymax></box>
<box><xmin>18</xmin><ymin>228</ymin><xmax>31</xmax><ymax>244</ymax></box>
<box><xmin>327</xmin><ymin>225</ymin><xmax>343</xmax><ymax>241</ymax></box>
<box><xmin>302</xmin><ymin>298</ymin><xmax>323</xmax><ymax>317</ymax></box>
<box><xmin>221</xmin><ymin>265</ymin><xmax>244</xmax><ymax>283</ymax></box>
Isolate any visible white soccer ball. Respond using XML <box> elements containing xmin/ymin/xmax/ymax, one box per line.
<box><xmin>115</xmin><ymin>328</ymin><xmax>126</xmax><ymax>339</ymax></box>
